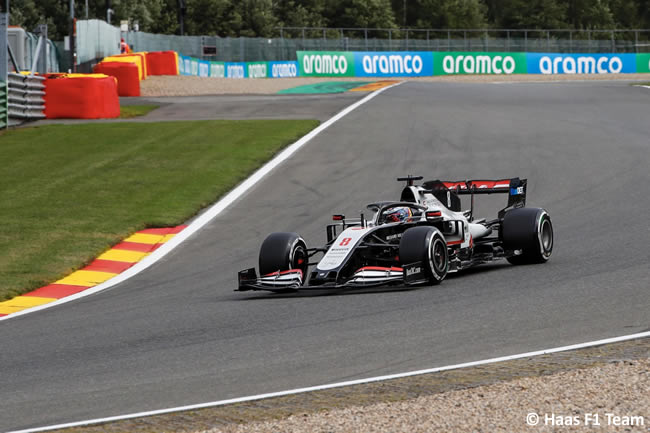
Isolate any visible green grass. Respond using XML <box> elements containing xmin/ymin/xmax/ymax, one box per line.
<box><xmin>119</xmin><ymin>104</ymin><xmax>159</xmax><ymax>118</ymax></box>
<box><xmin>0</xmin><ymin>119</ymin><xmax>319</xmax><ymax>300</ymax></box>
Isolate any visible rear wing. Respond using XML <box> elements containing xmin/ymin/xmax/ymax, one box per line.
<box><xmin>422</xmin><ymin>178</ymin><xmax>527</xmax><ymax>216</ymax></box>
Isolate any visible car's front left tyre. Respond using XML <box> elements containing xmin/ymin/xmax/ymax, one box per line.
<box><xmin>399</xmin><ymin>226</ymin><xmax>448</xmax><ymax>285</ymax></box>
<box><xmin>258</xmin><ymin>232</ymin><xmax>308</xmax><ymax>281</ymax></box>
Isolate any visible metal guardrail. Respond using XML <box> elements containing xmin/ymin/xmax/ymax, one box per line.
<box><xmin>1</xmin><ymin>13</ymin><xmax>7</xmax><ymax>129</ymax></box>
<box><xmin>0</xmin><ymin>80</ymin><xmax>8</xmax><ymax>129</ymax></box>
<box><xmin>7</xmin><ymin>73</ymin><xmax>46</xmax><ymax>126</ymax></box>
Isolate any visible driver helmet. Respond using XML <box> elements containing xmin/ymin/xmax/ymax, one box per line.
<box><xmin>385</xmin><ymin>206</ymin><xmax>413</xmax><ymax>223</ymax></box>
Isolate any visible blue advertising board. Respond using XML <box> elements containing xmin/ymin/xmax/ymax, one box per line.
<box><xmin>179</xmin><ymin>55</ymin><xmax>197</xmax><ymax>76</ymax></box>
<box><xmin>354</xmin><ymin>51</ymin><xmax>433</xmax><ymax>77</ymax></box>
<box><xmin>177</xmin><ymin>52</ymin><xmax>648</xmax><ymax>78</ymax></box>
<box><xmin>178</xmin><ymin>55</ymin><xmax>186</xmax><ymax>74</ymax></box>
<box><xmin>268</xmin><ymin>61</ymin><xmax>299</xmax><ymax>78</ymax></box>
<box><xmin>198</xmin><ymin>60</ymin><xmax>211</xmax><ymax>77</ymax></box>
<box><xmin>527</xmin><ymin>53</ymin><xmax>636</xmax><ymax>74</ymax></box>
<box><xmin>225</xmin><ymin>62</ymin><xmax>247</xmax><ymax>78</ymax></box>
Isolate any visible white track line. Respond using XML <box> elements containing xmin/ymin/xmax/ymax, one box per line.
<box><xmin>10</xmin><ymin>330</ymin><xmax>650</xmax><ymax>433</ymax></box>
<box><xmin>635</xmin><ymin>85</ymin><xmax>650</xmax><ymax>89</ymax></box>
<box><xmin>0</xmin><ymin>82</ymin><xmax>402</xmax><ymax>323</ymax></box>
<box><xmin>493</xmin><ymin>80</ymin><xmax>650</xmax><ymax>85</ymax></box>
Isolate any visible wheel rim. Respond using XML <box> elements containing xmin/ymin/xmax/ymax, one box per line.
<box><xmin>540</xmin><ymin>218</ymin><xmax>553</xmax><ymax>253</ymax></box>
<box><xmin>431</xmin><ymin>238</ymin><xmax>446</xmax><ymax>272</ymax></box>
<box><xmin>292</xmin><ymin>246</ymin><xmax>308</xmax><ymax>276</ymax></box>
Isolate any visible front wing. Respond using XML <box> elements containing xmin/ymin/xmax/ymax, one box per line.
<box><xmin>237</xmin><ymin>264</ymin><xmax>426</xmax><ymax>292</ymax></box>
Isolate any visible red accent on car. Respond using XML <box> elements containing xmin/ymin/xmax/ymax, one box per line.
<box><xmin>332</xmin><ymin>214</ymin><xmax>344</xmax><ymax>221</ymax></box>
<box><xmin>426</xmin><ymin>210</ymin><xmax>442</xmax><ymax>217</ymax></box>
<box><xmin>442</xmin><ymin>180</ymin><xmax>511</xmax><ymax>190</ymax></box>
<box><xmin>468</xmin><ymin>179</ymin><xmax>511</xmax><ymax>189</ymax></box>
<box><xmin>356</xmin><ymin>266</ymin><xmax>403</xmax><ymax>272</ymax></box>
<box><xmin>443</xmin><ymin>181</ymin><xmax>467</xmax><ymax>190</ymax></box>
<box><xmin>446</xmin><ymin>239</ymin><xmax>462</xmax><ymax>246</ymax></box>
<box><xmin>263</xmin><ymin>269</ymin><xmax>303</xmax><ymax>278</ymax></box>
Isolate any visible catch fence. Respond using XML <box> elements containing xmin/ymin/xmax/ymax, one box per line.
<box><xmin>75</xmin><ymin>19</ymin><xmax>121</xmax><ymax>65</ymax></box>
<box><xmin>278</xmin><ymin>27</ymin><xmax>650</xmax><ymax>56</ymax></box>
<box><xmin>72</xmin><ymin>22</ymin><xmax>650</xmax><ymax>63</ymax></box>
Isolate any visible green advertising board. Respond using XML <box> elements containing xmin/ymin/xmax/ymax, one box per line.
<box><xmin>297</xmin><ymin>51</ymin><xmax>355</xmax><ymax>77</ymax></box>
<box><xmin>247</xmin><ymin>62</ymin><xmax>268</xmax><ymax>78</ymax></box>
<box><xmin>636</xmin><ymin>53</ymin><xmax>650</xmax><ymax>73</ymax></box>
<box><xmin>209</xmin><ymin>61</ymin><xmax>226</xmax><ymax>78</ymax></box>
<box><xmin>434</xmin><ymin>52</ymin><xmax>527</xmax><ymax>75</ymax></box>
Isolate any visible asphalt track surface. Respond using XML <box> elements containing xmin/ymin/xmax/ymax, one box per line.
<box><xmin>32</xmin><ymin>93</ymin><xmax>362</xmax><ymax>127</ymax></box>
<box><xmin>2</xmin><ymin>81</ymin><xmax>649</xmax><ymax>432</ymax></box>
<box><xmin>127</xmin><ymin>93</ymin><xmax>364</xmax><ymax>121</ymax></box>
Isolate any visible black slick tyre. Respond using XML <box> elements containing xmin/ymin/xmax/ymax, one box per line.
<box><xmin>399</xmin><ymin>226</ymin><xmax>448</xmax><ymax>285</ymax></box>
<box><xmin>258</xmin><ymin>232</ymin><xmax>308</xmax><ymax>282</ymax></box>
<box><xmin>502</xmin><ymin>208</ymin><xmax>553</xmax><ymax>265</ymax></box>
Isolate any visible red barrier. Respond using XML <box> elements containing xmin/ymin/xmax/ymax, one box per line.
<box><xmin>113</xmin><ymin>52</ymin><xmax>148</xmax><ymax>78</ymax></box>
<box><xmin>145</xmin><ymin>51</ymin><xmax>179</xmax><ymax>75</ymax></box>
<box><xmin>102</xmin><ymin>53</ymin><xmax>147</xmax><ymax>80</ymax></box>
<box><xmin>44</xmin><ymin>75</ymin><xmax>120</xmax><ymax>119</ymax></box>
<box><xmin>93</xmin><ymin>62</ymin><xmax>140</xmax><ymax>96</ymax></box>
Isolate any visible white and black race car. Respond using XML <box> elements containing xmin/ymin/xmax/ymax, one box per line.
<box><xmin>237</xmin><ymin>176</ymin><xmax>553</xmax><ymax>292</ymax></box>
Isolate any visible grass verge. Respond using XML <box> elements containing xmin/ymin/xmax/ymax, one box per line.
<box><xmin>119</xmin><ymin>104</ymin><xmax>160</xmax><ymax>118</ymax></box>
<box><xmin>0</xmin><ymin>119</ymin><xmax>319</xmax><ymax>300</ymax></box>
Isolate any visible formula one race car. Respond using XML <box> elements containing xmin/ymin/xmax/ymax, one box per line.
<box><xmin>237</xmin><ymin>176</ymin><xmax>553</xmax><ymax>292</ymax></box>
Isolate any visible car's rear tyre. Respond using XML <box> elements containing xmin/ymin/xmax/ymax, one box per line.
<box><xmin>399</xmin><ymin>226</ymin><xmax>448</xmax><ymax>285</ymax></box>
<box><xmin>502</xmin><ymin>208</ymin><xmax>553</xmax><ymax>265</ymax></box>
<box><xmin>259</xmin><ymin>232</ymin><xmax>308</xmax><ymax>282</ymax></box>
